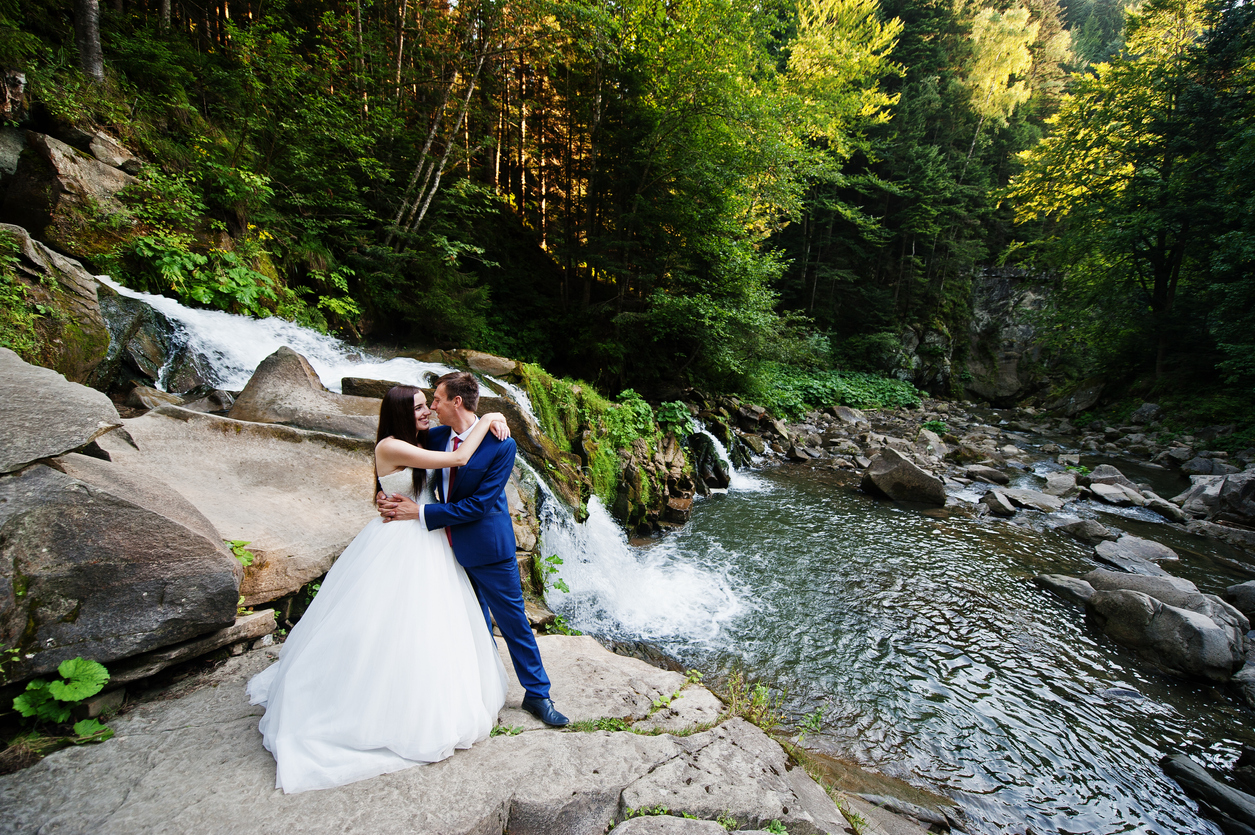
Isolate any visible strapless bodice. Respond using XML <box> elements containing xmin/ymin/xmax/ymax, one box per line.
<box><xmin>377</xmin><ymin>467</ymin><xmax>437</xmax><ymax>504</ymax></box>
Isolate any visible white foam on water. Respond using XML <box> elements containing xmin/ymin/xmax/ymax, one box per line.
<box><xmin>690</xmin><ymin>419</ymin><xmax>771</xmax><ymax>493</ymax></box>
<box><xmin>485</xmin><ymin>375</ymin><xmax>538</xmax><ymax>425</ymax></box>
<box><xmin>96</xmin><ymin>275</ymin><xmax>490</xmax><ymax>395</ymax></box>
<box><xmin>538</xmin><ymin>495</ymin><xmax>743</xmax><ymax>642</ymax></box>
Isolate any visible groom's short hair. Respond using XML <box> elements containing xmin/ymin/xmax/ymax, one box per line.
<box><xmin>435</xmin><ymin>371</ymin><xmax>479</xmax><ymax>412</ymax></box>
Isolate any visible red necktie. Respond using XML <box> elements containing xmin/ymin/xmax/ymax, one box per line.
<box><xmin>446</xmin><ymin>436</ymin><xmax>461</xmax><ymax>546</ymax></box>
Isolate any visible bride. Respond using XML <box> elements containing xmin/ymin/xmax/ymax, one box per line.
<box><xmin>247</xmin><ymin>385</ymin><xmax>510</xmax><ymax>793</ymax></box>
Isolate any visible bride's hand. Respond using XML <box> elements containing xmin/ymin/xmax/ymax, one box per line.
<box><xmin>484</xmin><ymin>412</ymin><xmax>511</xmax><ymax>440</ymax></box>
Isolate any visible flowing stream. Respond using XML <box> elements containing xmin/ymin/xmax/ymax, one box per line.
<box><xmin>104</xmin><ymin>280</ymin><xmax>1253</xmax><ymax>834</ymax></box>
<box><xmin>543</xmin><ymin>455</ymin><xmax>1255</xmax><ymax>835</ymax></box>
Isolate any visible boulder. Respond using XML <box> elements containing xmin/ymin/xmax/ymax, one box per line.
<box><xmin>1187</xmin><ymin>519</ymin><xmax>1255</xmax><ymax>554</ymax></box>
<box><xmin>1172</xmin><ymin>475</ymin><xmax>1226</xmax><ymax>518</ymax></box>
<box><xmin>0</xmin><ymin>455</ymin><xmax>241</xmax><ymax>679</ymax></box>
<box><xmin>1042</xmin><ymin>471</ymin><xmax>1078</xmax><ymax>498</ymax></box>
<box><xmin>1144</xmin><ymin>496</ymin><xmax>1189</xmax><ymax>523</ymax></box>
<box><xmin>180</xmin><ymin>389</ymin><xmax>235</xmax><ymax>413</ymax></box>
<box><xmin>0</xmin><ymin>132</ymin><xmax>136</xmax><ymax>259</ymax></box>
<box><xmin>741</xmin><ymin>434</ymin><xmax>766</xmax><ymax>456</ymax></box>
<box><xmin>1182</xmin><ymin>456</ymin><xmax>1240</xmax><ymax>476</ymax></box>
<box><xmin>997</xmin><ymin>487</ymin><xmax>1066</xmax><ymax>513</ymax></box>
<box><xmin>1235</xmin><ymin>664</ymin><xmax>1255</xmax><ymax>712</ymax></box>
<box><xmin>914</xmin><ymin>428</ymin><xmax>948</xmax><ymax>457</ymax></box>
<box><xmin>93</xmin><ymin>406</ymin><xmax>376</xmax><ymax>606</ymax></box>
<box><xmin>1217</xmin><ymin>471</ymin><xmax>1255</xmax><ymax>527</ymax></box>
<box><xmin>861</xmin><ymin>449</ymin><xmax>946</xmax><ymax>507</ymax></box>
<box><xmin>0</xmin><ymin>347</ymin><xmax>121</xmax><ymax>474</ymax></box>
<box><xmin>965</xmin><ymin>464</ymin><xmax>1009</xmax><ymax>485</ymax></box>
<box><xmin>341</xmin><ymin>376</ymin><xmax>399</xmax><ymax>399</ymax></box>
<box><xmin>832</xmin><ymin>405</ymin><xmax>868</xmax><ymax>427</ymax></box>
<box><xmin>1047</xmin><ymin>377</ymin><xmax>1104</xmax><ymax>416</ymax></box>
<box><xmin>1225</xmin><ymin>581</ymin><xmax>1255</xmax><ymax>620</ymax></box>
<box><xmin>1093</xmin><ymin>536</ymin><xmax>1177</xmax><ymax>575</ymax></box>
<box><xmin>1033</xmin><ymin>574</ymin><xmax>1095</xmax><ymax>606</ymax></box>
<box><xmin>228</xmin><ymin>347</ymin><xmax>380</xmax><ymax>438</ymax></box>
<box><xmin>92</xmin><ymin>281</ymin><xmax>216</xmax><ymax>393</ymax></box>
<box><xmin>688</xmin><ymin>432</ymin><xmax>731</xmax><ymax>490</ymax></box>
<box><xmin>1085</xmin><ymin>568</ymin><xmax>1248</xmax><ymax>644</ymax></box>
<box><xmin>1088</xmin><ymin>464</ymin><xmax>1138</xmax><ymax>491</ymax></box>
<box><xmin>0</xmin><ymin>224</ymin><xmax>111</xmax><ymax>383</ymax></box>
<box><xmin>980</xmin><ymin>489</ymin><xmax>1017</xmax><ymax>517</ymax></box>
<box><xmin>126</xmin><ymin>385</ymin><xmax>182</xmax><ymax>410</ymax></box>
<box><xmin>1162</xmin><ymin>754</ymin><xmax>1255</xmax><ymax>835</ymax></box>
<box><xmin>1087</xmin><ymin>589</ymin><xmax>1246</xmax><ymax>681</ymax></box>
<box><xmin>457</xmin><ymin>349</ymin><xmax>517</xmax><ymax>378</ymax></box>
<box><xmin>59</xmin><ymin>127</ymin><xmax>142</xmax><ymax>174</ymax></box>
<box><xmin>0</xmin><ymin>126</ymin><xmax>23</xmax><ymax>175</ymax></box>
<box><xmin>1090</xmin><ymin>482</ymin><xmax>1144</xmax><ymax>507</ymax></box>
<box><xmin>1130</xmin><ymin>403</ymin><xmax>1164</xmax><ymax>425</ymax></box>
<box><xmin>1057</xmin><ymin>519</ymin><xmax>1118</xmax><ymax>544</ymax></box>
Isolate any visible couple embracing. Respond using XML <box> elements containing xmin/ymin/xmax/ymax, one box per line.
<box><xmin>247</xmin><ymin>371</ymin><xmax>568</xmax><ymax>794</ymax></box>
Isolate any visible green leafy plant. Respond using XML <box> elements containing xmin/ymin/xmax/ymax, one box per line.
<box><xmin>544</xmin><ymin>614</ymin><xmax>582</xmax><ymax>636</ymax></box>
<box><xmin>13</xmin><ymin>658</ymin><xmax>110</xmax><ymax>725</ymax></box>
<box><xmin>921</xmin><ymin>420</ymin><xmax>948</xmax><ymax>434</ymax></box>
<box><xmin>764</xmin><ymin>821</ymin><xmax>788</xmax><ymax>834</ymax></box>
<box><xmin>0</xmin><ymin>646</ymin><xmax>21</xmax><ymax>684</ymax></box>
<box><xmin>717</xmin><ymin>812</ymin><xmax>739</xmax><ymax>830</ymax></box>
<box><xmin>722</xmin><ymin>667</ymin><xmax>785</xmax><ymax>736</ymax></box>
<box><xmin>797</xmin><ymin>705</ymin><xmax>825</xmax><ymax>744</ymax></box>
<box><xmin>1065</xmin><ymin>464</ymin><xmax>1091</xmax><ymax>477</ymax></box>
<box><xmin>535</xmin><ymin>553</ymin><xmax>570</xmax><ymax>596</ymax></box>
<box><xmin>656</xmin><ymin>400</ymin><xmax>692</xmax><ymax>439</ymax></box>
<box><xmin>490</xmin><ymin>724</ymin><xmax>524</xmax><ymax>737</ymax></box>
<box><xmin>226</xmin><ymin>540</ymin><xmax>255</xmax><ymax>567</ymax></box>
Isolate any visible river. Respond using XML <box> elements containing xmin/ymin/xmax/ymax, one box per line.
<box><xmin>544</xmin><ymin>460</ymin><xmax>1255</xmax><ymax>835</ymax></box>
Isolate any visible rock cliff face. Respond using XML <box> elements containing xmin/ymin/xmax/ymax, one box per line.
<box><xmin>963</xmin><ymin>268</ymin><xmax>1055</xmax><ymax>404</ymax></box>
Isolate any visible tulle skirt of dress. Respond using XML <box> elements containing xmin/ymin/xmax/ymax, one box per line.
<box><xmin>246</xmin><ymin>516</ymin><xmax>507</xmax><ymax>793</ymax></box>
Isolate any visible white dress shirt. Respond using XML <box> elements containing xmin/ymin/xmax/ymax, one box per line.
<box><xmin>420</xmin><ymin>416</ymin><xmax>479</xmax><ymax>528</ymax></box>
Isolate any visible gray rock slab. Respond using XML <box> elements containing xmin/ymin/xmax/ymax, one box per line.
<box><xmin>1097</xmin><ymin>534</ymin><xmax>1179</xmax><ymax>564</ymax></box>
<box><xmin>1162</xmin><ymin>753</ymin><xmax>1255</xmax><ymax>833</ymax></box>
<box><xmin>1034</xmin><ymin>574</ymin><xmax>1095</xmax><ymax>606</ymax></box>
<box><xmin>1090</xmin><ymin>482</ymin><xmax>1144</xmax><ymax>507</ymax></box>
<box><xmin>229</xmin><ymin>346</ymin><xmax>380</xmax><ymax>438</ymax></box>
<box><xmin>634</xmin><ymin>687</ymin><xmax>724</xmax><ymax>734</ymax></box>
<box><xmin>861</xmin><ymin>448</ymin><xmax>946</xmax><ymax>507</ymax></box>
<box><xmin>1234</xmin><ymin>663</ymin><xmax>1255</xmax><ymax>711</ymax></box>
<box><xmin>1226</xmin><ymin>581</ymin><xmax>1255</xmax><ymax>620</ymax></box>
<box><xmin>1186</xmin><ymin>519</ymin><xmax>1255</xmax><ymax>554</ymax></box>
<box><xmin>1085</xmin><ymin>568</ymin><xmax>1249</xmax><ymax>640</ymax></box>
<box><xmin>980</xmin><ymin>489</ymin><xmax>1017</xmax><ymax>517</ymax></box>
<box><xmin>1172</xmin><ymin>475</ymin><xmax>1226</xmax><ymax>518</ymax></box>
<box><xmin>1043</xmin><ymin>471</ymin><xmax>1078</xmax><ymax>498</ymax></box>
<box><xmin>965</xmin><ymin>464</ymin><xmax>1009</xmax><ymax>485</ymax></box>
<box><xmin>613</xmin><ymin>818</ymin><xmax>729</xmax><ymax>834</ymax></box>
<box><xmin>0</xmin><ymin>457</ymin><xmax>240</xmax><ymax>678</ymax></box>
<box><xmin>1218</xmin><ymin>471</ymin><xmax>1255</xmax><ymax>527</ymax></box>
<box><xmin>94</xmin><ymin>406</ymin><xmax>375</xmax><ymax>606</ymax></box>
<box><xmin>997</xmin><ymin>487</ymin><xmax>1066</xmax><ymax>513</ymax></box>
<box><xmin>1088</xmin><ymin>589</ymin><xmax>1246</xmax><ymax>681</ymax></box>
<box><xmin>0</xmin><ymin>636</ymin><xmax>855</xmax><ymax>835</ymax></box>
<box><xmin>621</xmin><ymin>718</ymin><xmax>846</xmax><ymax>835</ymax></box>
<box><xmin>109</xmin><ymin>610</ymin><xmax>277</xmax><ymax>686</ymax></box>
<box><xmin>1057</xmin><ymin>518</ymin><xmax>1118</xmax><ymax>544</ymax></box>
<box><xmin>0</xmin><ymin>347</ymin><xmax>120</xmax><ymax>474</ymax></box>
<box><xmin>1089</xmin><ymin>464</ymin><xmax>1138</xmax><ymax>490</ymax></box>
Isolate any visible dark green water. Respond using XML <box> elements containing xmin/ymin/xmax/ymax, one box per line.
<box><xmin>547</xmin><ymin>465</ymin><xmax>1255</xmax><ymax>835</ymax></box>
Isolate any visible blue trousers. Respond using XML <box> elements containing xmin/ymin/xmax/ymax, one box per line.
<box><xmin>463</xmin><ymin>557</ymin><xmax>551</xmax><ymax>700</ymax></box>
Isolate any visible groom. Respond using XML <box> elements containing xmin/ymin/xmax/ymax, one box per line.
<box><xmin>377</xmin><ymin>371</ymin><xmax>568</xmax><ymax>727</ymax></box>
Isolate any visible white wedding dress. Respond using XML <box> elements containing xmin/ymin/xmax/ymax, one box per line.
<box><xmin>246</xmin><ymin>467</ymin><xmax>508</xmax><ymax>793</ymax></box>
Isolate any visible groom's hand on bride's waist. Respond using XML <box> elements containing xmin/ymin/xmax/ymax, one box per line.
<box><xmin>377</xmin><ymin>491</ymin><xmax>422</xmax><ymax>523</ymax></box>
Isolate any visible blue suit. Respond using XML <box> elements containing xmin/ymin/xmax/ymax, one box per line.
<box><xmin>424</xmin><ymin>424</ymin><xmax>551</xmax><ymax>699</ymax></box>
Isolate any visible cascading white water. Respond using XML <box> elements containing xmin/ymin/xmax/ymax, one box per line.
<box><xmin>689</xmin><ymin>418</ymin><xmax>769</xmax><ymax>492</ymax></box>
<box><xmin>97</xmin><ymin>275</ymin><xmax>500</xmax><ymax>397</ymax></box>
<box><xmin>538</xmin><ymin>494</ymin><xmax>744</xmax><ymax>642</ymax></box>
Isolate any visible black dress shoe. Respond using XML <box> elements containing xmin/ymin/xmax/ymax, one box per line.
<box><xmin>521</xmin><ymin>696</ymin><xmax>569</xmax><ymax>727</ymax></box>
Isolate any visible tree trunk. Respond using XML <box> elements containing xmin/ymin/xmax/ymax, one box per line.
<box><xmin>160</xmin><ymin>0</ymin><xmax>171</xmax><ymax>29</ymax></box>
<box><xmin>74</xmin><ymin>0</ymin><xmax>105</xmax><ymax>83</ymax></box>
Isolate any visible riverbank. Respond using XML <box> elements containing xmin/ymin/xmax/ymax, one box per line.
<box><xmin>0</xmin><ymin>632</ymin><xmax>942</xmax><ymax>835</ymax></box>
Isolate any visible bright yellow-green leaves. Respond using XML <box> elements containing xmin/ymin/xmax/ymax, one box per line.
<box><xmin>962</xmin><ymin>7</ymin><xmax>1039</xmax><ymax>126</ymax></box>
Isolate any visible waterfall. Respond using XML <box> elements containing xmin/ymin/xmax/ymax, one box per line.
<box><xmin>537</xmin><ymin>493</ymin><xmax>744</xmax><ymax>643</ymax></box>
<box><xmin>97</xmin><ymin>275</ymin><xmax>492</xmax><ymax>396</ymax></box>
<box><xmin>689</xmin><ymin>418</ymin><xmax>769</xmax><ymax>492</ymax></box>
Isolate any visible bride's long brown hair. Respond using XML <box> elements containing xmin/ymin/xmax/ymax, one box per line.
<box><xmin>374</xmin><ymin>385</ymin><xmax>429</xmax><ymax>499</ymax></box>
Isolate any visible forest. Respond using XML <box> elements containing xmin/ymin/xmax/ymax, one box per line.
<box><xmin>0</xmin><ymin>0</ymin><xmax>1252</xmax><ymax>435</ymax></box>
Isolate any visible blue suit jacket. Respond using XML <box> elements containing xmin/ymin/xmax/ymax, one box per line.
<box><xmin>423</xmin><ymin>424</ymin><xmax>517</xmax><ymax>568</ymax></box>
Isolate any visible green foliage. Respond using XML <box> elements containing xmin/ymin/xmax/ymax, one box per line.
<box><xmin>535</xmin><ymin>554</ymin><xmax>570</xmax><ymax>597</ymax></box>
<box><xmin>226</xmin><ymin>540</ymin><xmax>255</xmax><ymax>567</ymax></box>
<box><xmin>797</xmin><ymin>705</ymin><xmax>825</xmax><ymax>745</ymax></box>
<box><xmin>606</xmin><ymin>391</ymin><xmax>658</xmax><ymax>451</ymax></box>
<box><xmin>490</xmin><ymin>724</ymin><xmax>524</xmax><ymax>737</ymax></box>
<box><xmin>656</xmin><ymin>402</ymin><xmax>692</xmax><ymax>439</ymax></box>
<box><xmin>717</xmin><ymin>812</ymin><xmax>740</xmax><ymax>830</ymax></box>
<box><xmin>13</xmin><ymin>658</ymin><xmax>110</xmax><ymax>726</ymax></box>
<box><xmin>0</xmin><ymin>230</ymin><xmax>47</xmax><ymax>360</ymax></box>
<box><xmin>764</xmin><ymin>821</ymin><xmax>789</xmax><ymax>834</ymax></box>
<box><xmin>71</xmin><ymin>719</ymin><xmax>115</xmax><ymax>744</ymax></box>
<box><xmin>543</xmin><ymin>614</ymin><xmax>582</xmax><ymax>637</ymax></box>
<box><xmin>722</xmin><ymin>667</ymin><xmax>786</xmax><ymax>736</ymax></box>
<box><xmin>748</xmin><ymin>362</ymin><xmax>921</xmax><ymax>419</ymax></box>
<box><xmin>921</xmin><ymin>420</ymin><xmax>949</xmax><ymax>434</ymax></box>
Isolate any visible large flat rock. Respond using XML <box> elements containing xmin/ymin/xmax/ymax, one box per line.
<box><xmin>228</xmin><ymin>346</ymin><xmax>379</xmax><ymax>439</ymax></box>
<box><xmin>94</xmin><ymin>406</ymin><xmax>376</xmax><ymax>605</ymax></box>
<box><xmin>0</xmin><ymin>635</ymin><xmax>873</xmax><ymax>835</ymax></box>
<box><xmin>0</xmin><ymin>347</ymin><xmax>120</xmax><ymax>474</ymax></box>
